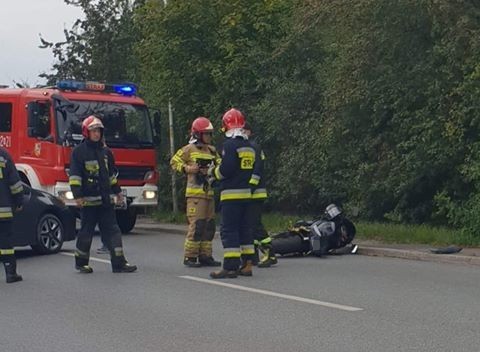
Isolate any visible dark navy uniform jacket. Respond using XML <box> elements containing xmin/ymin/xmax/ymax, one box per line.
<box><xmin>214</xmin><ymin>136</ymin><xmax>256</xmax><ymax>202</ymax></box>
<box><xmin>248</xmin><ymin>139</ymin><xmax>268</xmax><ymax>201</ymax></box>
<box><xmin>0</xmin><ymin>147</ymin><xmax>23</xmax><ymax>220</ymax></box>
<box><xmin>69</xmin><ymin>140</ymin><xmax>121</xmax><ymax>206</ymax></box>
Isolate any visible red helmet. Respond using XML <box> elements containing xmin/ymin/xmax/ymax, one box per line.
<box><xmin>82</xmin><ymin>115</ymin><xmax>104</xmax><ymax>138</ymax></box>
<box><xmin>222</xmin><ymin>108</ymin><xmax>245</xmax><ymax>131</ymax></box>
<box><xmin>191</xmin><ymin>117</ymin><xmax>213</xmax><ymax>134</ymax></box>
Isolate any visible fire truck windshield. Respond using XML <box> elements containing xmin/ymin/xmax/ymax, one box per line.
<box><xmin>55</xmin><ymin>100</ymin><xmax>154</xmax><ymax>148</ymax></box>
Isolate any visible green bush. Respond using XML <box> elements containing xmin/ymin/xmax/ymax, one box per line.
<box><xmin>44</xmin><ymin>0</ymin><xmax>480</xmax><ymax>236</ymax></box>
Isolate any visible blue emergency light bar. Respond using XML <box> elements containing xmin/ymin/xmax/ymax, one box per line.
<box><xmin>113</xmin><ymin>84</ymin><xmax>136</xmax><ymax>95</ymax></box>
<box><xmin>56</xmin><ymin>80</ymin><xmax>137</xmax><ymax>96</ymax></box>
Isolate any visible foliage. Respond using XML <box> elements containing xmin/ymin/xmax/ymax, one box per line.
<box><xmin>44</xmin><ymin>0</ymin><xmax>480</xmax><ymax>239</ymax></box>
<box><xmin>39</xmin><ymin>0</ymin><xmax>143</xmax><ymax>84</ymax></box>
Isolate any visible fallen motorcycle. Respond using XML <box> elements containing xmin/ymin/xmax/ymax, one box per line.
<box><xmin>269</xmin><ymin>204</ymin><xmax>357</xmax><ymax>257</ymax></box>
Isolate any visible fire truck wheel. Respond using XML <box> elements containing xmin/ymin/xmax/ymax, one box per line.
<box><xmin>116</xmin><ymin>208</ymin><xmax>137</xmax><ymax>234</ymax></box>
<box><xmin>31</xmin><ymin>213</ymin><xmax>65</xmax><ymax>254</ymax></box>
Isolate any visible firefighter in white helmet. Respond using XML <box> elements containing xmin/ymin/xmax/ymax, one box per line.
<box><xmin>69</xmin><ymin>115</ymin><xmax>137</xmax><ymax>274</ymax></box>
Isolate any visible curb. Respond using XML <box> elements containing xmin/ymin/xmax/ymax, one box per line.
<box><xmin>135</xmin><ymin>222</ymin><xmax>480</xmax><ymax>267</ymax></box>
<box><xmin>135</xmin><ymin>224</ymin><xmax>185</xmax><ymax>235</ymax></box>
<box><xmin>358</xmin><ymin>246</ymin><xmax>480</xmax><ymax>266</ymax></box>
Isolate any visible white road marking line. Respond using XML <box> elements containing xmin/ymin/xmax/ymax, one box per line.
<box><xmin>179</xmin><ymin>275</ymin><xmax>363</xmax><ymax>312</ymax></box>
<box><xmin>60</xmin><ymin>252</ymin><xmax>111</xmax><ymax>264</ymax></box>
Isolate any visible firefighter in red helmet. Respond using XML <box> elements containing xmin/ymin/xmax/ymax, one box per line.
<box><xmin>171</xmin><ymin>117</ymin><xmax>222</xmax><ymax>267</ymax></box>
<box><xmin>209</xmin><ymin>108</ymin><xmax>257</xmax><ymax>279</ymax></box>
<box><xmin>69</xmin><ymin>115</ymin><xmax>137</xmax><ymax>274</ymax></box>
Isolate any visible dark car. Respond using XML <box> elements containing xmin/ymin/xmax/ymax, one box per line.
<box><xmin>11</xmin><ymin>184</ymin><xmax>76</xmax><ymax>254</ymax></box>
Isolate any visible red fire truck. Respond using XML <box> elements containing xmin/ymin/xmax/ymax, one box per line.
<box><xmin>0</xmin><ymin>80</ymin><xmax>159</xmax><ymax>233</ymax></box>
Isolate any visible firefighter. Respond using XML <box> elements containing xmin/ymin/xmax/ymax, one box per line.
<box><xmin>0</xmin><ymin>147</ymin><xmax>24</xmax><ymax>283</ymax></box>
<box><xmin>69</xmin><ymin>115</ymin><xmax>137</xmax><ymax>274</ymax></box>
<box><xmin>209</xmin><ymin>108</ymin><xmax>256</xmax><ymax>279</ymax></box>
<box><xmin>243</xmin><ymin>123</ymin><xmax>277</xmax><ymax>268</ymax></box>
<box><xmin>170</xmin><ymin>117</ymin><xmax>222</xmax><ymax>267</ymax></box>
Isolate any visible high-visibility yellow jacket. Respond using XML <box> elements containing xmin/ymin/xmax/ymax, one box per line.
<box><xmin>170</xmin><ymin>143</ymin><xmax>220</xmax><ymax>199</ymax></box>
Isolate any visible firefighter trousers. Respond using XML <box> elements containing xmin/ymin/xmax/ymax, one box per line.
<box><xmin>250</xmin><ymin>201</ymin><xmax>269</xmax><ymax>242</ymax></box>
<box><xmin>0</xmin><ymin>220</ymin><xmax>15</xmax><ymax>261</ymax></box>
<box><xmin>249</xmin><ymin>200</ymin><xmax>274</xmax><ymax>257</ymax></box>
<box><xmin>185</xmin><ymin>197</ymin><xmax>216</xmax><ymax>258</ymax></box>
<box><xmin>220</xmin><ymin>201</ymin><xmax>255</xmax><ymax>271</ymax></box>
<box><xmin>75</xmin><ymin>206</ymin><xmax>127</xmax><ymax>269</ymax></box>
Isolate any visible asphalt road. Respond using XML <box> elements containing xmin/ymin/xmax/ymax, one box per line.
<box><xmin>1</xmin><ymin>227</ymin><xmax>479</xmax><ymax>352</ymax></box>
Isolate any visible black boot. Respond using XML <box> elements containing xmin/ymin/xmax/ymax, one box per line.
<box><xmin>75</xmin><ymin>252</ymin><xmax>93</xmax><ymax>273</ymax></box>
<box><xmin>258</xmin><ymin>245</ymin><xmax>278</xmax><ymax>268</ymax></box>
<box><xmin>257</xmin><ymin>256</ymin><xmax>278</xmax><ymax>268</ymax></box>
<box><xmin>199</xmin><ymin>255</ymin><xmax>221</xmax><ymax>267</ymax></box>
<box><xmin>75</xmin><ymin>265</ymin><xmax>94</xmax><ymax>273</ymax></box>
<box><xmin>112</xmin><ymin>262</ymin><xmax>137</xmax><ymax>273</ymax></box>
<box><xmin>111</xmin><ymin>255</ymin><xmax>137</xmax><ymax>273</ymax></box>
<box><xmin>3</xmin><ymin>256</ymin><xmax>23</xmax><ymax>283</ymax></box>
<box><xmin>183</xmin><ymin>257</ymin><xmax>202</xmax><ymax>268</ymax></box>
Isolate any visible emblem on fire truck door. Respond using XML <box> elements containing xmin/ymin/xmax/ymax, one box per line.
<box><xmin>34</xmin><ymin>143</ymin><xmax>41</xmax><ymax>157</ymax></box>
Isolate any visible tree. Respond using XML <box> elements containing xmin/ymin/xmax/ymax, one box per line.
<box><xmin>43</xmin><ymin>0</ymin><xmax>480</xmax><ymax>234</ymax></box>
<box><xmin>39</xmin><ymin>0</ymin><xmax>142</xmax><ymax>84</ymax></box>
<box><xmin>135</xmin><ymin>0</ymin><xmax>293</xmax><ymax>209</ymax></box>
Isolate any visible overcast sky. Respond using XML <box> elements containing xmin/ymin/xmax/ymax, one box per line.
<box><xmin>0</xmin><ymin>0</ymin><xmax>83</xmax><ymax>87</ymax></box>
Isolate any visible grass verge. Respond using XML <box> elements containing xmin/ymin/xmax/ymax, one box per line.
<box><xmin>151</xmin><ymin>210</ymin><xmax>480</xmax><ymax>247</ymax></box>
<box><xmin>356</xmin><ymin>222</ymin><xmax>479</xmax><ymax>247</ymax></box>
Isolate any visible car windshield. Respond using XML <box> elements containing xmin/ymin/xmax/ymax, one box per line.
<box><xmin>55</xmin><ymin>100</ymin><xmax>154</xmax><ymax>148</ymax></box>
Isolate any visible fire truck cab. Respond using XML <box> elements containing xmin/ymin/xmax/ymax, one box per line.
<box><xmin>0</xmin><ymin>80</ymin><xmax>159</xmax><ymax>233</ymax></box>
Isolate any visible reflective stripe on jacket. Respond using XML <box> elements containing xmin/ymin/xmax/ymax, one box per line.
<box><xmin>69</xmin><ymin>140</ymin><xmax>121</xmax><ymax>207</ymax></box>
<box><xmin>248</xmin><ymin>140</ymin><xmax>268</xmax><ymax>201</ymax></box>
<box><xmin>170</xmin><ymin>143</ymin><xmax>219</xmax><ymax>199</ymax></box>
<box><xmin>0</xmin><ymin>147</ymin><xmax>24</xmax><ymax>220</ymax></box>
<box><xmin>215</xmin><ymin>136</ymin><xmax>256</xmax><ymax>202</ymax></box>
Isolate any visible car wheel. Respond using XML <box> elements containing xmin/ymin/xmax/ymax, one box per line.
<box><xmin>116</xmin><ymin>208</ymin><xmax>137</xmax><ymax>234</ymax></box>
<box><xmin>31</xmin><ymin>213</ymin><xmax>65</xmax><ymax>254</ymax></box>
